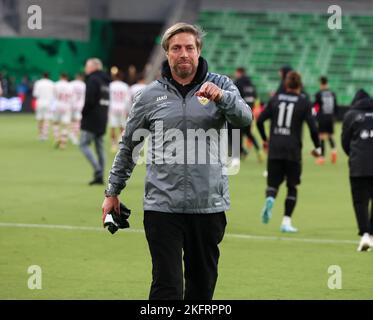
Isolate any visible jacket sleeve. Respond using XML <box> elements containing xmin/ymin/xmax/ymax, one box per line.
<box><xmin>341</xmin><ymin>110</ymin><xmax>355</xmax><ymax>156</ymax></box>
<box><xmin>256</xmin><ymin>100</ymin><xmax>273</xmax><ymax>142</ymax></box>
<box><xmin>304</xmin><ymin>100</ymin><xmax>320</xmax><ymax>149</ymax></box>
<box><xmin>106</xmin><ymin>92</ymin><xmax>150</xmax><ymax>195</ymax></box>
<box><xmin>216</xmin><ymin>77</ymin><xmax>252</xmax><ymax>128</ymax></box>
<box><xmin>82</xmin><ymin>77</ymin><xmax>99</xmax><ymax>116</ymax></box>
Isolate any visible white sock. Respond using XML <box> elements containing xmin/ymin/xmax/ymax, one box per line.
<box><xmin>282</xmin><ymin>216</ymin><xmax>291</xmax><ymax>226</ymax></box>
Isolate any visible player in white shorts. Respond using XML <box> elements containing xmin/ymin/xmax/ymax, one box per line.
<box><xmin>32</xmin><ymin>73</ymin><xmax>55</xmax><ymax>140</ymax></box>
<box><xmin>70</xmin><ymin>73</ymin><xmax>86</xmax><ymax>145</ymax></box>
<box><xmin>109</xmin><ymin>72</ymin><xmax>131</xmax><ymax>152</ymax></box>
<box><xmin>53</xmin><ymin>73</ymin><xmax>73</xmax><ymax>149</ymax></box>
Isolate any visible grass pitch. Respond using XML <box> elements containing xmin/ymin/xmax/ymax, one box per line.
<box><xmin>0</xmin><ymin>114</ymin><xmax>372</xmax><ymax>299</ymax></box>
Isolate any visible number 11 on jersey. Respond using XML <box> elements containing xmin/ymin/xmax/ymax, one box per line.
<box><xmin>275</xmin><ymin>102</ymin><xmax>294</xmax><ymax>135</ymax></box>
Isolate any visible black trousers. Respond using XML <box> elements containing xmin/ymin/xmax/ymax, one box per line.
<box><xmin>143</xmin><ymin>211</ymin><xmax>227</xmax><ymax>300</ymax></box>
<box><xmin>350</xmin><ymin>177</ymin><xmax>373</xmax><ymax>236</ymax></box>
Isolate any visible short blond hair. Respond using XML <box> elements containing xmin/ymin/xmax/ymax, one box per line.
<box><xmin>87</xmin><ymin>58</ymin><xmax>103</xmax><ymax>71</ymax></box>
<box><xmin>161</xmin><ymin>22</ymin><xmax>205</xmax><ymax>51</ymax></box>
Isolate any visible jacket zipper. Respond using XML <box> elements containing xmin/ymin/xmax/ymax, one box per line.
<box><xmin>182</xmin><ymin>98</ymin><xmax>187</xmax><ymax>212</ymax></box>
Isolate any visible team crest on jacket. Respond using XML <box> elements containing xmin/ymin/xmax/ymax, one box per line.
<box><xmin>197</xmin><ymin>96</ymin><xmax>209</xmax><ymax>106</ymax></box>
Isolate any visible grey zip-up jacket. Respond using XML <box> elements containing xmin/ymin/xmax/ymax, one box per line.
<box><xmin>106</xmin><ymin>70</ymin><xmax>252</xmax><ymax>213</ymax></box>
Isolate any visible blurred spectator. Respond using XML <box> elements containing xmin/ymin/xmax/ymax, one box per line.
<box><xmin>0</xmin><ymin>71</ymin><xmax>10</xmax><ymax>97</ymax></box>
<box><xmin>126</xmin><ymin>64</ymin><xmax>137</xmax><ymax>85</ymax></box>
<box><xmin>8</xmin><ymin>76</ymin><xmax>17</xmax><ymax>97</ymax></box>
<box><xmin>17</xmin><ymin>76</ymin><xmax>32</xmax><ymax>102</ymax></box>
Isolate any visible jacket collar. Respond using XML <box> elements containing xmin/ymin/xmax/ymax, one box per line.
<box><xmin>353</xmin><ymin>98</ymin><xmax>373</xmax><ymax>110</ymax></box>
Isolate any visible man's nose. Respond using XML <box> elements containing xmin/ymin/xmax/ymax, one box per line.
<box><xmin>180</xmin><ymin>47</ymin><xmax>188</xmax><ymax>57</ymax></box>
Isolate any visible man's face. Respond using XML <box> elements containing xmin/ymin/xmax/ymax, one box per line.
<box><xmin>234</xmin><ymin>70</ymin><xmax>243</xmax><ymax>79</ymax></box>
<box><xmin>85</xmin><ymin>61</ymin><xmax>95</xmax><ymax>75</ymax></box>
<box><xmin>166</xmin><ymin>32</ymin><xmax>200</xmax><ymax>80</ymax></box>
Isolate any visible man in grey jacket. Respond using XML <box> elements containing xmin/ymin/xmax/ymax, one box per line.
<box><xmin>102</xmin><ymin>23</ymin><xmax>252</xmax><ymax>300</ymax></box>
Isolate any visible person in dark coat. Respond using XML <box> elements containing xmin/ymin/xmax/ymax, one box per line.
<box><xmin>80</xmin><ymin>58</ymin><xmax>111</xmax><ymax>185</ymax></box>
<box><xmin>341</xmin><ymin>89</ymin><xmax>373</xmax><ymax>251</ymax></box>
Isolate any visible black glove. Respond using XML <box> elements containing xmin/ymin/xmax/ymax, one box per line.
<box><xmin>103</xmin><ymin>202</ymin><xmax>131</xmax><ymax>234</ymax></box>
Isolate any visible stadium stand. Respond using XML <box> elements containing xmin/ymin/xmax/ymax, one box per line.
<box><xmin>1</xmin><ymin>0</ymin><xmax>373</xmax><ymax>107</ymax></box>
<box><xmin>197</xmin><ymin>11</ymin><xmax>373</xmax><ymax>105</ymax></box>
<box><xmin>0</xmin><ymin>20</ymin><xmax>113</xmax><ymax>82</ymax></box>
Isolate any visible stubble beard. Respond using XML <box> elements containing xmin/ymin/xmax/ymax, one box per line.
<box><xmin>173</xmin><ymin>61</ymin><xmax>197</xmax><ymax>79</ymax></box>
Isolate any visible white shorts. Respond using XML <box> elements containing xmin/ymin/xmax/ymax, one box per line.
<box><xmin>52</xmin><ymin>110</ymin><xmax>71</xmax><ymax>125</ymax></box>
<box><xmin>109</xmin><ymin>112</ymin><xmax>126</xmax><ymax>128</ymax></box>
<box><xmin>35</xmin><ymin>104</ymin><xmax>50</xmax><ymax>121</ymax></box>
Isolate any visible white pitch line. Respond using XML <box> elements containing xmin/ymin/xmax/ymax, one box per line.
<box><xmin>0</xmin><ymin>222</ymin><xmax>357</xmax><ymax>245</ymax></box>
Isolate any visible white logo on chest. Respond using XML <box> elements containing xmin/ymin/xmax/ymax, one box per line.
<box><xmin>156</xmin><ymin>95</ymin><xmax>167</xmax><ymax>102</ymax></box>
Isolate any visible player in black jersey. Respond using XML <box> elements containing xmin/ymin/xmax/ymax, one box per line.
<box><xmin>257</xmin><ymin>71</ymin><xmax>321</xmax><ymax>233</ymax></box>
<box><xmin>314</xmin><ymin>76</ymin><xmax>338</xmax><ymax>164</ymax></box>
<box><xmin>234</xmin><ymin>67</ymin><xmax>263</xmax><ymax>162</ymax></box>
<box><xmin>275</xmin><ymin>65</ymin><xmax>293</xmax><ymax>95</ymax></box>
<box><xmin>275</xmin><ymin>65</ymin><xmax>310</xmax><ymax>101</ymax></box>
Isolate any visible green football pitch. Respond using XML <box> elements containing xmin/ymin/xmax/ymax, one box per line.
<box><xmin>0</xmin><ymin>114</ymin><xmax>372</xmax><ymax>300</ymax></box>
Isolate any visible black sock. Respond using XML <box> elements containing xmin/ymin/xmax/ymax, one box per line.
<box><xmin>329</xmin><ymin>137</ymin><xmax>336</xmax><ymax>149</ymax></box>
<box><xmin>285</xmin><ymin>187</ymin><xmax>297</xmax><ymax>217</ymax></box>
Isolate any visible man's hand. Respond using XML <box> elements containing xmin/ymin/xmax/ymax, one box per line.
<box><xmin>195</xmin><ymin>82</ymin><xmax>223</xmax><ymax>102</ymax></box>
<box><xmin>102</xmin><ymin>196</ymin><xmax>120</xmax><ymax>225</ymax></box>
<box><xmin>311</xmin><ymin>147</ymin><xmax>322</xmax><ymax>158</ymax></box>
